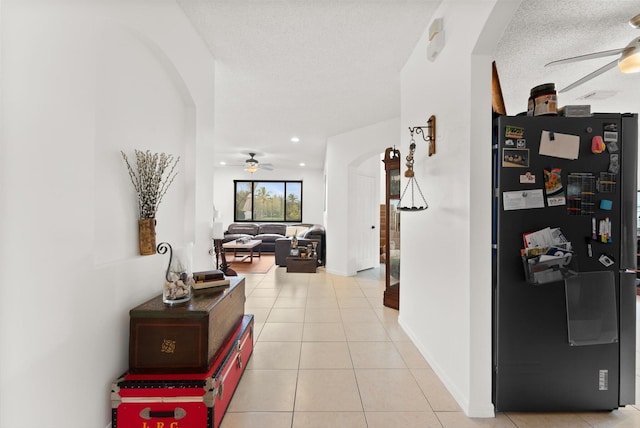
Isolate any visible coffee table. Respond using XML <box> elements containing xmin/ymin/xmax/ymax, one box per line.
<box><xmin>222</xmin><ymin>239</ymin><xmax>262</xmax><ymax>263</ymax></box>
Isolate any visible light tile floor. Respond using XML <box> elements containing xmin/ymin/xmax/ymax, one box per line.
<box><xmin>222</xmin><ymin>266</ymin><xmax>640</xmax><ymax>428</ymax></box>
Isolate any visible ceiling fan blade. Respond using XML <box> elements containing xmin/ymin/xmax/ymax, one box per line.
<box><xmin>558</xmin><ymin>59</ymin><xmax>618</xmax><ymax>93</ymax></box>
<box><xmin>545</xmin><ymin>48</ymin><xmax>625</xmax><ymax>67</ymax></box>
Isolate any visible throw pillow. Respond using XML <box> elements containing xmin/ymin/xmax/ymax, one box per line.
<box><xmin>286</xmin><ymin>226</ymin><xmax>297</xmax><ymax>237</ymax></box>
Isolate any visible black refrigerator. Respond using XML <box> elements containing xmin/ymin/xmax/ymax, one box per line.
<box><xmin>492</xmin><ymin>113</ymin><xmax>637</xmax><ymax>411</ymax></box>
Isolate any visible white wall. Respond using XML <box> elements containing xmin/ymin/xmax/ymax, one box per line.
<box><xmin>325</xmin><ymin>117</ymin><xmax>399</xmax><ymax>276</ymax></box>
<box><xmin>398</xmin><ymin>0</ymin><xmax>519</xmax><ymax>417</ymax></box>
<box><xmin>0</xmin><ymin>1</ymin><xmax>215</xmax><ymax>426</ymax></box>
<box><xmin>212</xmin><ymin>166</ymin><xmax>325</xmax><ymax>229</ymax></box>
<box><xmin>95</xmin><ymin>20</ymin><xmax>192</xmax><ymax>264</ymax></box>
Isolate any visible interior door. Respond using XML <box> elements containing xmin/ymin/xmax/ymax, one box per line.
<box><xmin>355</xmin><ymin>174</ymin><xmax>378</xmax><ymax>271</ymax></box>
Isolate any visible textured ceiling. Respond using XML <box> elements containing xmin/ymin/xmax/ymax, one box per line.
<box><xmin>177</xmin><ymin>1</ymin><xmax>640</xmax><ymax>173</ymax></box>
<box><xmin>177</xmin><ymin>0</ymin><xmax>441</xmax><ymax>171</ymax></box>
<box><xmin>494</xmin><ymin>0</ymin><xmax>640</xmax><ymax>117</ymax></box>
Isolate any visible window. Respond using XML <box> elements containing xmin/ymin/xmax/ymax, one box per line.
<box><xmin>234</xmin><ymin>180</ymin><xmax>302</xmax><ymax>222</ymax></box>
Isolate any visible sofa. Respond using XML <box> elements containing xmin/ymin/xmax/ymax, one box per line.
<box><xmin>223</xmin><ymin>223</ymin><xmax>325</xmax><ymax>261</ymax></box>
<box><xmin>223</xmin><ymin>223</ymin><xmax>325</xmax><ymax>266</ymax></box>
<box><xmin>274</xmin><ymin>224</ymin><xmax>326</xmax><ymax>267</ymax></box>
<box><xmin>223</xmin><ymin>223</ymin><xmax>287</xmax><ymax>253</ymax></box>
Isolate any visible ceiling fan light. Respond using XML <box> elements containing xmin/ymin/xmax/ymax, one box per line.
<box><xmin>245</xmin><ymin>163</ymin><xmax>259</xmax><ymax>173</ymax></box>
<box><xmin>618</xmin><ymin>50</ymin><xmax>640</xmax><ymax>73</ymax></box>
<box><xmin>618</xmin><ymin>38</ymin><xmax>640</xmax><ymax>73</ymax></box>
<box><xmin>245</xmin><ymin>152</ymin><xmax>260</xmax><ymax>173</ymax></box>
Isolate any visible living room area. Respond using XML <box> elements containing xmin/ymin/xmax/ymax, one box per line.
<box><xmin>212</xmin><ymin>137</ymin><xmax>391</xmax><ymax>278</ymax></box>
<box><xmin>212</xmin><ymin>169</ymin><xmax>328</xmax><ymax>275</ymax></box>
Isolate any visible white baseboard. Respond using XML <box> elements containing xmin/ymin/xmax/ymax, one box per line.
<box><xmin>398</xmin><ymin>317</ymin><xmax>496</xmax><ymax>418</ymax></box>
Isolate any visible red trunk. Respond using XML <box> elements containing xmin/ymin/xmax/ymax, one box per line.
<box><xmin>113</xmin><ymin>314</ymin><xmax>254</xmax><ymax>428</ymax></box>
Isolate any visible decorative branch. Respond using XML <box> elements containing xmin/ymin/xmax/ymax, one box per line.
<box><xmin>121</xmin><ymin>149</ymin><xmax>180</xmax><ymax>220</ymax></box>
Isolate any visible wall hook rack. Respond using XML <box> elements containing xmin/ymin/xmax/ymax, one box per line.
<box><xmin>408</xmin><ymin>115</ymin><xmax>436</xmax><ymax>156</ymax></box>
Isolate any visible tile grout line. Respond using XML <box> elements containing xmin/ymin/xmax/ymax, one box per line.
<box><xmin>338</xmin><ymin>276</ymin><xmax>369</xmax><ymax>426</ymax></box>
<box><xmin>288</xmin><ymin>279</ymin><xmax>306</xmax><ymax>428</ymax></box>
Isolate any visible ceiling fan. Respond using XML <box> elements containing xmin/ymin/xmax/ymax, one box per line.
<box><xmin>242</xmin><ymin>153</ymin><xmax>273</xmax><ymax>173</ymax></box>
<box><xmin>545</xmin><ymin>13</ymin><xmax>640</xmax><ymax>93</ymax></box>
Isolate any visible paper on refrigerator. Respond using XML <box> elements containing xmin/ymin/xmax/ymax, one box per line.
<box><xmin>523</xmin><ymin>227</ymin><xmax>570</xmax><ymax>249</ymax></box>
<box><xmin>503</xmin><ymin>189</ymin><xmax>545</xmax><ymax>211</ymax></box>
<box><xmin>539</xmin><ymin>131</ymin><xmax>580</xmax><ymax>160</ymax></box>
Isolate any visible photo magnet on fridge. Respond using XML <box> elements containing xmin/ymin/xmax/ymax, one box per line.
<box><xmin>503</xmin><ymin>148</ymin><xmax>529</xmax><ymax>168</ymax></box>
<box><xmin>608</xmin><ymin>154</ymin><xmax>619</xmax><ymax>174</ymax></box>
<box><xmin>520</xmin><ymin>172</ymin><xmax>536</xmax><ymax>184</ymax></box>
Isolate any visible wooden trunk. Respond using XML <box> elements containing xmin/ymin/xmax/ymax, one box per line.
<box><xmin>129</xmin><ymin>277</ymin><xmax>245</xmax><ymax>374</ymax></box>
<box><xmin>286</xmin><ymin>257</ymin><xmax>317</xmax><ymax>273</ymax></box>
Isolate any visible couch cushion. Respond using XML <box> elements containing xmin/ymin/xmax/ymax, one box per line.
<box><xmin>223</xmin><ymin>234</ymin><xmax>253</xmax><ymax>243</ymax></box>
<box><xmin>226</xmin><ymin>223</ymin><xmax>259</xmax><ymax>235</ymax></box>
<box><xmin>257</xmin><ymin>223</ymin><xmax>286</xmax><ymax>235</ymax></box>
<box><xmin>255</xmin><ymin>233</ymin><xmax>284</xmax><ymax>243</ymax></box>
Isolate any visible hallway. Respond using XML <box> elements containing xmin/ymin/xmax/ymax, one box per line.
<box><xmin>221</xmin><ymin>267</ymin><xmax>640</xmax><ymax>427</ymax></box>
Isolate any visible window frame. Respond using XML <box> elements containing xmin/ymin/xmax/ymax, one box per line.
<box><xmin>233</xmin><ymin>180</ymin><xmax>303</xmax><ymax>223</ymax></box>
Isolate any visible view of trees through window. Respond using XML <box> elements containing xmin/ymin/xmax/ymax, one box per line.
<box><xmin>234</xmin><ymin>180</ymin><xmax>302</xmax><ymax>222</ymax></box>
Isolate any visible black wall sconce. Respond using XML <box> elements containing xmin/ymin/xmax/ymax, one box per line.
<box><xmin>408</xmin><ymin>115</ymin><xmax>436</xmax><ymax>156</ymax></box>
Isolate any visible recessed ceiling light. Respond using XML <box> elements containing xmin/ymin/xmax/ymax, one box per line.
<box><xmin>577</xmin><ymin>90</ymin><xmax>617</xmax><ymax>100</ymax></box>
<box><xmin>290</xmin><ymin>137</ymin><xmax>300</xmax><ymax>143</ymax></box>
<box><xmin>219</xmin><ymin>161</ymin><xmax>226</xmax><ymax>165</ymax></box>
<box><xmin>299</xmin><ymin>162</ymin><xmax>305</xmax><ymax>167</ymax></box>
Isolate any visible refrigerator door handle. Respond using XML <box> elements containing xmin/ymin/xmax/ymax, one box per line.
<box><xmin>618</xmin><ymin>271</ymin><xmax>636</xmax><ymax>406</ymax></box>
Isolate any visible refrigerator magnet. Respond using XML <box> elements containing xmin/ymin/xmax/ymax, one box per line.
<box><xmin>608</xmin><ymin>154</ymin><xmax>620</xmax><ymax>174</ymax></box>
<box><xmin>591</xmin><ymin>136</ymin><xmax>606</xmax><ymax>154</ymax></box>
<box><xmin>603</xmin><ymin>123</ymin><xmax>618</xmax><ymax>142</ymax></box>
<box><xmin>600</xmin><ymin>200</ymin><xmax>613</xmax><ymax>210</ymax></box>
<box><xmin>517</xmin><ymin>139</ymin><xmax>527</xmax><ymax>148</ymax></box>
<box><xmin>502</xmin><ymin>148</ymin><xmax>529</xmax><ymax>167</ymax></box>
<box><xmin>585</xmin><ymin>237</ymin><xmax>593</xmax><ymax>257</ymax></box>
<box><xmin>598</xmin><ymin>253</ymin><xmax>615</xmax><ymax>267</ymax></box>
<box><xmin>505</xmin><ymin>125</ymin><xmax>524</xmax><ymax>139</ymax></box>
<box><xmin>543</xmin><ymin>168</ymin><xmax>566</xmax><ymax>206</ymax></box>
<box><xmin>520</xmin><ymin>172</ymin><xmax>536</xmax><ymax>184</ymax></box>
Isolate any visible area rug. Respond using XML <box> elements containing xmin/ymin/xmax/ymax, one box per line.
<box><xmin>228</xmin><ymin>254</ymin><xmax>275</xmax><ymax>274</ymax></box>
